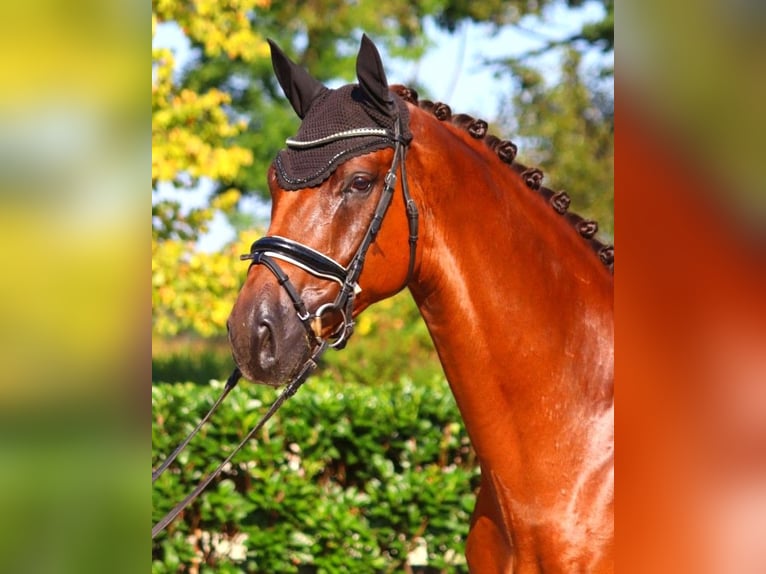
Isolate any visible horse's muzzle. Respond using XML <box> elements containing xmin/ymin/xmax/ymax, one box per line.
<box><xmin>227</xmin><ymin>281</ymin><xmax>309</xmax><ymax>386</ymax></box>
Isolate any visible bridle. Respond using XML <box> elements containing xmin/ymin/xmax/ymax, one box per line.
<box><xmin>241</xmin><ymin>113</ymin><xmax>418</xmax><ymax>350</ymax></box>
<box><xmin>152</xmin><ymin>110</ymin><xmax>418</xmax><ymax>538</ymax></box>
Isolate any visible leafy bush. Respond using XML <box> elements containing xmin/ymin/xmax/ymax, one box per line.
<box><xmin>151</xmin><ymin>230</ymin><xmax>261</xmax><ymax>338</ymax></box>
<box><xmin>152</xmin><ymin>375</ymin><xmax>478</xmax><ymax>573</ymax></box>
<box><xmin>152</xmin><ymin>337</ymin><xmax>233</xmax><ymax>385</ymax></box>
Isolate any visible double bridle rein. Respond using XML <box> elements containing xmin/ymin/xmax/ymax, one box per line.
<box><xmin>152</xmin><ymin>113</ymin><xmax>417</xmax><ymax>538</ymax></box>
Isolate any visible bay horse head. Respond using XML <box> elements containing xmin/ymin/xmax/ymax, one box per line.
<box><xmin>228</xmin><ymin>36</ymin><xmax>418</xmax><ymax>386</ymax></box>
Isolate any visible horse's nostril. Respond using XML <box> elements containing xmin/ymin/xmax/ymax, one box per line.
<box><xmin>257</xmin><ymin>321</ymin><xmax>277</xmax><ymax>370</ymax></box>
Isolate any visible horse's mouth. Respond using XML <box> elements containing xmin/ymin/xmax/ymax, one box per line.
<box><xmin>227</xmin><ymin>294</ymin><xmax>313</xmax><ymax>387</ymax></box>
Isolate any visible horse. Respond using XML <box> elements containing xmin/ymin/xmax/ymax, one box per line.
<box><xmin>228</xmin><ymin>35</ymin><xmax>614</xmax><ymax>573</ymax></box>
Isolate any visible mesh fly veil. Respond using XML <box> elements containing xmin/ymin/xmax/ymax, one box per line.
<box><xmin>270</xmin><ymin>37</ymin><xmax>412</xmax><ymax>191</ymax></box>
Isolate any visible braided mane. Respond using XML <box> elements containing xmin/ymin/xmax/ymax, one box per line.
<box><xmin>392</xmin><ymin>85</ymin><xmax>614</xmax><ymax>273</ymax></box>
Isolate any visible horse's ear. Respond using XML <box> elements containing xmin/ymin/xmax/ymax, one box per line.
<box><xmin>268</xmin><ymin>39</ymin><xmax>327</xmax><ymax>119</ymax></box>
<box><xmin>356</xmin><ymin>34</ymin><xmax>393</xmax><ymax>115</ymax></box>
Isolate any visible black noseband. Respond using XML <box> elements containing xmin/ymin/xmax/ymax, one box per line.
<box><xmin>248</xmin><ymin>235</ymin><xmax>348</xmax><ymax>286</ymax></box>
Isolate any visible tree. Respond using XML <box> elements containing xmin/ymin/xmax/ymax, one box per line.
<box><xmin>483</xmin><ymin>0</ymin><xmax>613</xmax><ymax>236</ymax></box>
<box><xmin>497</xmin><ymin>47</ymin><xmax>614</xmax><ymax>237</ymax></box>
<box><xmin>152</xmin><ymin>2</ymin><xmax>264</xmax><ymax>241</ymax></box>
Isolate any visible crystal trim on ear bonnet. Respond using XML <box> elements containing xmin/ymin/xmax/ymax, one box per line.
<box><xmin>274</xmin><ymin>85</ymin><xmax>411</xmax><ymax>190</ymax></box>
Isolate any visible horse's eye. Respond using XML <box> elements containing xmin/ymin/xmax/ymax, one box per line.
<box><xmin>348</xmin><ymin>175</ymin><xmax>373</xmax><ymax>194</ymax></box>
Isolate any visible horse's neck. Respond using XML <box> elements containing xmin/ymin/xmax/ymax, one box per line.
<box><xmin>407</xmin><ymin>118</ymin><xmax>614</xmax><ymax>479</ymax></box>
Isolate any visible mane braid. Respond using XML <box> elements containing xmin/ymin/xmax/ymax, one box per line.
<box><xmin>391</xmin><ymin>85</ymin><xmax>614</xmax><ymax>273</ymax></box>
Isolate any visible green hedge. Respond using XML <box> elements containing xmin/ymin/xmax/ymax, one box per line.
<box><xmin>152</xmin><ymin>375</ymin><xmax>479</xmax><ymax>573</ymax></box>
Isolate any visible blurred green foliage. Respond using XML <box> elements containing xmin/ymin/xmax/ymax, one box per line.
<box><xmin>152</xmin><ymin>375</ymin><xmax>477</xmax><ymax>572</ymax></box>
<box><xmin>1</xmin><ymin>418</ymin><xmax>146</xmax><ymax>574</ymax></box>
<box><xmin>321</xmin><ymin>293</ymin><xmax>439</xmax><ymax>387</ymax></box>
<box><xmin>498</xmin><ymin>47</ymin><xmax>614</xmax><ymax>238</ymax></box>
<box><xmin>152</xmin><ymin>339</ymin><xmax>233</xmax><ymax>385</ymax></box>
<box><xmin>151</xmin><ymin>229</ymin><xmax>260</xmax><ymax>338</ymax></box>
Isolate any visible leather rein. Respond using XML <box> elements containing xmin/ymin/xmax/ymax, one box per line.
<box><xmin>152</xmin><ymin>113</ymin><xmax>417</xmax><ymax>538</ymax></box>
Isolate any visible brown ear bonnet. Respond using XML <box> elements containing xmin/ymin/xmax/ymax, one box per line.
<box><xmin>269</xmin><ymin>36</ymin><xmax>412</xmax><ymax>190</ymax></box>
